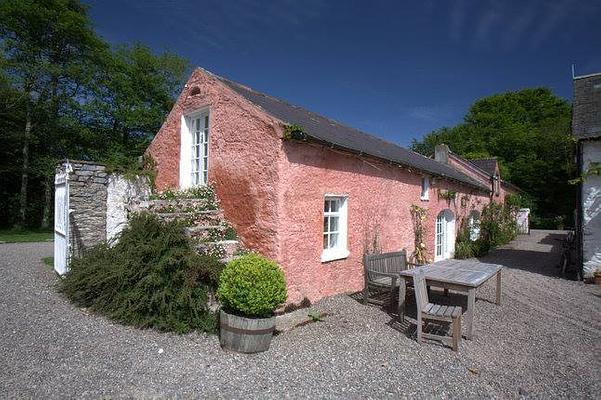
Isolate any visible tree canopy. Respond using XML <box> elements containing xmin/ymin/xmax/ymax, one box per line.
<box><xmin>0</xmin><ymin>0</ymin><xmax>188</xmax><ymax>228</ymax></box>
<box><xmin>410</xmin><ymin>88</ymin><xmax>575</xmax><ymax>228</ymax></box>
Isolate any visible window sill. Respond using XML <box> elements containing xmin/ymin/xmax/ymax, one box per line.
<box><xmin>420</xmin><ymin>196</ymin><xmax>429</xmax><ymax>201</ymax></box>
<box><xmin>321</xmin><ymin>249</ymin><xmax>350</xmax><ymax>263</ymax></box>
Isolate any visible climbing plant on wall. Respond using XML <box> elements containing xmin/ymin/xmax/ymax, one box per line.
<box><xmin>409</xmin><ymin>205</ymin><xmax>428</xmax><ymax>265</ymax></box>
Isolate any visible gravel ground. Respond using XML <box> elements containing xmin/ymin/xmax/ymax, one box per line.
<box><xmin>1</xmin><ymin>230</ymin><xmax>600</xmax><ymax>399</ymax></box>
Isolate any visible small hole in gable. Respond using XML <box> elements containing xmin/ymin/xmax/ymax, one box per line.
<box><xmin>189</xmin><ymin>86</ymin><xmax>201</xmax><ymax>96</ymax></box>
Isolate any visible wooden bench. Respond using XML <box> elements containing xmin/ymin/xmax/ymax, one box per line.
<box><xmin>363</xmin><ymin>250</ymin><xmax>414</xmax><ymax>309</ymax></box>
<box><xmin>414</xmin><ymin>268</ymin><xmax>462</xmax><ymax>351</ymax></box>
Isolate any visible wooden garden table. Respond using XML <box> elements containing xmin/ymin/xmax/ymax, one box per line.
<box><xmin>397</xmin><ymin>260</ymin><xmax>502</xmax><ymax>340</ymax></box>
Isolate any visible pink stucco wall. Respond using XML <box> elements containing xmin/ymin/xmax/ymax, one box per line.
<box><xmin>148</xmin><ymin>68</ymin><xmax>492</xmax><ymax>304</ymax></box>
<box><xmin>275</xmin><ymin>139</ymin><xmax>489</xmax><ymax>302</ymax></box>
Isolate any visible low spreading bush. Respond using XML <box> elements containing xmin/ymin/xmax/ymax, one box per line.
<box><xmin>60</xmin><ymin>213</ymin><xmax>223</xmax><ymax>333</ymax></box>
<box><xmin>217</xmin><ymin>254</ymin><xmax>287</xmax><ymax>317</ymax></box>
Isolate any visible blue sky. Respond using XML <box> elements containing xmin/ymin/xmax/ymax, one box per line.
<box><xmin>87</xmin><ymin>0</ymin><xmax>601</xmax><ymax>146</ymax></box>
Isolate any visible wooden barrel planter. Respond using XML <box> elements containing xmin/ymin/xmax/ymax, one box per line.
<box><xmin>219</xmin><ymin>309</ymin><xmax>276</xmax><ymax>353</ymax></box>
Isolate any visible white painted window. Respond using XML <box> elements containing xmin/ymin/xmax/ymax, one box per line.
<box><xmin>322</xmin><ymin>196</ymin><xmax>349</xmax><ymax>262</ymax></box>
<box><xmin>420</xmin><ymin>176</ymin><xmax>430</xmax><ymax>200</ymax></box>
<box><xmin>179</xmin><ymin>109</ymin><xmax>209</xmax><ymax>189</ymax></box>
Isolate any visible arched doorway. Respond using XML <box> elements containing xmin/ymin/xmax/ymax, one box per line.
<box><xmin>435</xmin><ymin>209</ymin><xmax>456</xmax><ymax>261</ymax></box>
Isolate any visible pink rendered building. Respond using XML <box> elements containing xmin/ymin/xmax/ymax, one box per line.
<box><xmin>147</xmin><ymin>68</ymin><xmax>515</xmax><ymax>303</ymax></box>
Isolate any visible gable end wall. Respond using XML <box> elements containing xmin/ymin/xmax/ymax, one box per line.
<box><xmin>147</xmin><ymin>69</ymin><xmax>283</xmax><ymax>259</ymax></box>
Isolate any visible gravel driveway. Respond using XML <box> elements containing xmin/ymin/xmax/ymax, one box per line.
<box><xmin>1</xmin><ymin>230</ymin><xmax>600</xmax><ymax>399</ymax></box>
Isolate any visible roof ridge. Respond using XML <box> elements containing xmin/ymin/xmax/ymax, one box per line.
<box><xmin>210</xmin><ymin>69</ymin><xmax>414</xmax><ymax>150</ymax></box>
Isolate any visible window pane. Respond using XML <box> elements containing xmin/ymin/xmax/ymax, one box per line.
<box><xmin>330</xmin><ymin>216</ymin><xmax>338</xmax><ymax>232</ymax></box>
<box><xmin>324</xmin><ymin>200</ymin><xmax>329</xmax><ymax>213</ymax></box>
<box><xmin>323</xmin><ymin>216</ymin><xmax>329</xmax><ymax>233</ymax></box>
<box><xmin>323</xmin><ymin>234</ymin><xmax>328</xmax><ymax>249</ymax></box>
<box><xmin>203</xmin><ymin>171</ymin><xmax>208</xmax><ymax>183</ymax></box>
<box><xmin>329</xmin><ymin>199</ymin><xmax>339</xmax><ymax>212</ymax></box>
<box><xmin>204</xmin><ymin>131</ymin><xmax>208</xmax><ymax>143</ymax></box>
<box><xmin>204</xmin><ymin>143</ymin><xmax>208</xmax><ymax>155</ymax></box>
<box><xmin>329</xmin><ymin>233</ymin><xmax>338</xmax><ymax>248</ymax></box>
<box><xmin>204</xmin><ymin>115</ymin><xmax>209</xmax><ymax>129</ymax></box>
<box><xmin>203</xmin><ymin>158</ymin><xmax>208</xmax><ymax>169</ymax></box>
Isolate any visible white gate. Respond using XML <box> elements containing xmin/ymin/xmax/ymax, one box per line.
<box><xmin>54</xmin><ymin>166</ymin><xmax>71</xmax><ymax>275</ymax></box>
<box><xmin>517</xmin><ymin>208</ymin><xmax>530</xmax><ymax>234</ymax></box>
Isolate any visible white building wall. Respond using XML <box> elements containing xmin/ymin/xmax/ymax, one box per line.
<box><xmin>581</xmin><ymin>140</ymin><xmax>601</xmax><ymax>279</ymax></box>
<box><xmin>106</xmin><ymin>175</ymin><xmax>151</xmax><ymax>243</ymax></box>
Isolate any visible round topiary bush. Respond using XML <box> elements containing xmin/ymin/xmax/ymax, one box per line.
<box><xmin>217</xmin><ymin>254</ymin><xmax>287</xmax><ymax>317</ymax></box>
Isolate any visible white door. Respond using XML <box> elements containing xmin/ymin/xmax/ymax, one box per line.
<box><xmin>54</xmin><ymin>169</ymin><xmax>70</xmax><ymax>275</ymax></box>
<box><xmin>435</xmin><ymin>210</ymin><xmax>455</xmax><ymax>261</ymax></box>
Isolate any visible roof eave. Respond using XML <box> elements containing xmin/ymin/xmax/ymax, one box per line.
<box><xmin>298</xmin><ymin>135</ymin><xmax>490</xmax><ymax>193</ymax></box>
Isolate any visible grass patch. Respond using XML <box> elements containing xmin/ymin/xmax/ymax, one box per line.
<box><xmin>0</xmin><ymin>229</ymin><xmax>53</xmax><ymax>243</ymax></box>
<box><xmin>42</xmin><ymin>257</ymin><xmax>54</xmax><ymax>268</ymax></box>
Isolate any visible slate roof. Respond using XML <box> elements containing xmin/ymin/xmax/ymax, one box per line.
<box><xmin>212</xmin><ymin>71</ymin><xmax>489</xmax><ymax>192</ymax></box>
<box><xmin>468</xmin><ymin>158</ymin><xmax>497</xmax><ymax>177</ymax></box>
<box><xmin>573</xmin><ymin>72</ymin><xmax>601</xmax><ymax>140</ymax></box>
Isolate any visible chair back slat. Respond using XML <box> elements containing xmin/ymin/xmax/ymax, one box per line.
<box><xmin>363</xmin><ymin>250</ymin><xmax>408</xmax><ymax>278</ymax></box>
<box><xmin>413</xmin><ymin>268</ymin><xmax>429</xmax><ymax>310</ymax></box>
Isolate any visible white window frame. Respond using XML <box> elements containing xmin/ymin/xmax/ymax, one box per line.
<box><xmin>321</xmin><ymin>195</ymin><xmax>349</xmax><ymax>262</ymax></box>
<box><xmin>420</xmin><ymin>176</ymin><xmax>430</xmax><ymax>201</ymax></box>
<box><xmin>179</xmin><ymin>109</ymin><xmax>209</xmax><ymax>189</ymax></box>
<box><xmin>435</xmin><ymin>209</ymin><xmax>456</xmax><ymax>261</ymax></box>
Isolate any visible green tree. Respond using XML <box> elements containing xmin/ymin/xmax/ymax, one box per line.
<box><xmin>86</xmin><ymin>43</ymin><xmax>188</xmax><ymax>167</ymax></box>
<box><xmin>0</xmin><ymin>0</ymin><xmax>188</xmax><ymax>228</ymax></box>
<box><xmin>411</xmin><ymin>88</ymin><xmax>575</xmax><ymax>228</ymax></box>
<box><xmin>0</xmin><ymin>0</ymin><xmax>104</xmax><ymax>227</ymax></box>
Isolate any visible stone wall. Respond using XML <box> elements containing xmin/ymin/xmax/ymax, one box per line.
<box><xmin>63</xmin><ymin>161</ymin><xmax>108</xmax><ymax>257</ymax></box>
<box><xmin>106</xmin><ymin>175</ymin><xmax>151</xmax><ymax>243</ymax></box>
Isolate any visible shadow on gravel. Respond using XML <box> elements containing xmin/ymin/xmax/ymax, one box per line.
<box><xmin>537</xmin><ymin>233</ymin><xmax>566</xmax><ymax>250</ymax></box>
<box><xmin>477</xmin><ymin>231</ymin><xmax>567</xmax><ymax>279</ymax></box>
<box><xmin>478</xmin><ymin>249</ymin><xmax>561</xmax><ymax>277</ymax></box>
<box><xmin>349</xmin><ymin>289</ymin><xmax>469</xmax><ymax>346</ymax></box>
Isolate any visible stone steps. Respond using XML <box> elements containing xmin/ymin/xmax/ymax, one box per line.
<box><xmin>185</xmin><ymin>225</ymin><xmax>226</xmax><ymax>241</ymax></box>
<box><xmin>139</xmin><ymin>198</ymin><xmax>217</xmax><ymax>212</ymax></box>
<box><xmin>155</xmin><ymin>211</ymin><xmax>222</xmax><ymax>225</ymax></box>
<box><xmin>196</xmin><ymin>240</ymin><xmax>242</xmax><ymax>263</ymax></box>
<box><xmin>133</xmin><ymin>194</ymin><xmax>243</xmax><ymax>262</ymax></box>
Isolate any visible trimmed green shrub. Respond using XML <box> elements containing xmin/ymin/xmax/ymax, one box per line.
<box><xmin>60</xmin><ymin>213</ymin><xmax>223</xmax><ymax>333</ymax></box>
<box><xmin>217</xmin><ymin>253</ymin><xmax>287</xmax><ymax>317</ymax></box>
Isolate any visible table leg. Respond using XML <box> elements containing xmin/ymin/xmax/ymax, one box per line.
<box><xmin>466</xmin><ymin>288</ymin><xmax>476</xmax><ymax>340</ymax></box>
<box><xmin>398</xmin><ymin>278</ymin><xmax>406</xmax><ymax>321</ymax></box>
<box><xmin>496</xmin><ymin>270</ymin><xmax>502</xmax><ymax>305</ymax></box>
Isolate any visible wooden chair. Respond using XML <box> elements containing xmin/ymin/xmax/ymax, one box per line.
<box><xmin>363</xmin><ymin>250</ymin><xmax>409</xmax><ymax>309</ymax></box>
<box><xmin>413</xmin><ymin>268</ymin><xmax>462</xmax><ymax>352</ymax></box>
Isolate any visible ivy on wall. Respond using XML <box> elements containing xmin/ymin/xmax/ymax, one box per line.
<box><xmin>409</xmin><ymin>205</ymin><xmax>429</xmax><ymax>265</ymax></box>
<box><xmin>282</xmin><ymin>124</ymin><xmax>308</xmax><ymax>141</ymax></box>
